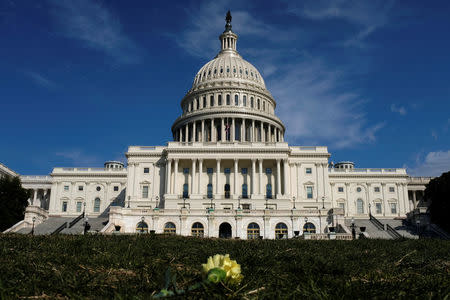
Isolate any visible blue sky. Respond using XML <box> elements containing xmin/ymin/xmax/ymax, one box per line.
<box><xmin>1</xmin><ymin>0</ymin><xmax>449</xmax><ymax>177</ymax></box>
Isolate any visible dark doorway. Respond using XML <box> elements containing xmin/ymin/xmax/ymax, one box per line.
<box><xmin>219</xmin><ymin>222</ymin><xmax>232</xmax><ymax>239</ymax></box>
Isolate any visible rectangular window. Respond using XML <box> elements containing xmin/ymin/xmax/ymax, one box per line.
<box><xmin>305</xmin><ymin>168</ymin><xmax>312</xmax><ymax>174</ymax></box>
<box><xmin>144</xmin><ymin>167</ymin><xmax>149</xmax><ymax>174</ymax></box>
<box><xmin>389</xmin><ymin>187</ymin><xmax>395</xmax><ymax>193</ymax></box>
<box><xmin>210</xmin><ymin>95</ymin><xmax>214</xmax><ymax>106</ymax></box>
<box><xmin>266</xmin><ymin>168</ymin><xmax>272</xmax><ymax>174</ymax></box>
<box><xmin>241</xmin><ymin>168</ymin><xmax>248</xmax><ymax>174</ymax></box>
<box><xmin>207</xmin><ymin>168</ymin><xmax>213</xmax><ymax>174</ymax></box>
<box><xmin>114</xmin><ymin>186</ymin><xmax>119</xmax><ymax>192</ymax></box>
<box><xmin>338</xmin><ymin>187</ymin><xmax>344</xmax><ymax>193</ymax></box>
<box><xmin>374</xmin><ymin>187</ymin><xmax>380</xmax><ymax>193</ymax></box>
<box><xmin>183</xmin><ymin>168</ymin><xmax>189</xmax><ymax>174</ymax></box>
<box><xmin>203</xmin><ymin>96</ymin><xmax>206</xmax><ymax>108</ymax></box>
<box><xmin>306</xmin><ymin>186</ymin><xmax>313</xmax><ymax>199</ymax></box>
<box><xmin>338</xmin><ymin>203</ymin><xmax>345</xmax><ymax>211</ymax></box>
<box><xmin>94</xmin><ymin>198</ymin><xmax>100</xmax><ymax>212</ymax></box>
<box><xmin>76</xmin><ymin>201</ymin><xmax>82</xmax><ymax>212</ymax></box>
<box><xmin>390</xmin><ymin>203</ymin><xmax>397</xmax><ymax>214</ymax></box>
<box><xmin>64</xmin><ymin>185</ymin><xmax>69</xmax><ymax>191</ymax></box>
<box><xmin>224</xmin><ymin>168</ymin><xmax>230</xmax><ymax>174</ymax></box>
<box><xmin>376</xmin><ymin>203</ymin><xmax>382</xmax><ymax>214</ymax></box>
<box><xmin>243</xmin><ymin>95</ymin><xmax>247</xmax><ymax>106</ymax></box>
<box><xmin>62</xmin><ymin>201</ymin><xmax>67</xmax><ymax>212</ymax></box>
<box><xmin>78</xmin><ymin>185</ymin><xmax>83</xmax><ymax>191</ymax></box>
<box><xmin>242</xmin><ymin>204</ymin><xmax>251</xmax><ymax>210</ymax></box>
<box><xmin>142</xmin><ymin>186</ymin><xmax>149</xmax><ymax>198</ymax></box>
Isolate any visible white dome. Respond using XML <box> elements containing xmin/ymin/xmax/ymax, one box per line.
<box><xmin>191</xmin><ymin>52</ymin><xmax>266</xmax><ymax>90</ymax></box>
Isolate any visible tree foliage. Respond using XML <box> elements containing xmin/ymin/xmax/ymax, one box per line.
<box><xmin>0</xmin><ymin>176</ymin><xmax>30</xmax><ymax>231</ymax></box>
<box><xmin>425</xmin><ymin>171</ymin><xmax>450</xmax><ymax>232</ymax></box>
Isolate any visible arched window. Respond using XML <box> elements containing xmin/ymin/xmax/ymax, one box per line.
<box><xmin>275</xmin><ymin>223</ymin><xmax>288</xmax><ymax>239</ymax></box>
<box><xmin>243</xmin><ymin>95</ymin><xmax>247</xmax><ymax>106</ymax></box>
<box><xmin>224</xmin><ymin>184</ymin><xmax>230</xmax><ymax>199</ymax></box>
<box><xmin>207</xmin><ymin>183</ymin><xmax>213</xmax><ymax>199</ymax></box>
<box><xmin>247</xmin><ymin>223</ymin><xmax>260</xmax><ymax>239</ymax></box>
<box><xmin>196</xmin><ymin>98</ymin><xmax>199</xmax><ymax>110</ymax></box>
<box><xmin>136</xmin><ymin>221</ymin><xmax>148</xmax><ymax>233</ymax></box>
<box><xmin>94</xmin><ymin>198</ymin><xmax>100</xmax><ymax>212</ymax></box>
<box><xmin>218</xmin><ymin>95</ymin><xmax>222</xmax><ymax>106</ymax></box>
<box><xmin>235</xmin><ymin>95</ymin><xmax>239</xmax><ymax>106</ymax></box>
<box><xmin>250</xmin><ymin>97</ymin><xmax>254</xmax><ymax>108</ymax></box>
<box><xmin>226</xmin><ymin>94</ymin><xmax>230</xmax><ymax>105</ymax></box>
<box><xmin>164</xmin><ymin>222</ymin><xmax>176</xmax><ymax>235</ymax></box>
<box><xmin>242</xmin><ymin>183</ymin><xmax>248</xmax><ymax>198</ymax></box>
<box><xmin>210</xmin><ymin>95</ymin><xmax>214</xmax><ymax>106</ymax></box>
<box><xmin>191</xmin><ymin>222</ymin><xmax>204</xmax><ymax>237</ymax></box>
<box><xmin>303</xmin><ymin>222</ymin><xmax>316</xmax><ymax>233</ymax></box>
<box><xmin>203</xmin><ymin>97</ymin><xmax>206</xmax><ymax>108</ymax></box>
<box><xmin>263</xmin><ymin>101</ymin><xmax>266</xmax><ymax>111</ymax></box>
<box><xmin>357</xmin><ymin>198</ymin><xmax>364</xmax><ymax>214</ymax></box>
<box><xmin>266</xmin><ymin>184</ymin><xmax>272</xmax><ymax>199</ymax></box>
<box><xmin>183</xmin><ymin>184</ymin><xmax>189</xmax><ymax>198</ymax></box>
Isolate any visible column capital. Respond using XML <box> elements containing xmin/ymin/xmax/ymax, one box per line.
<box><xmin>198</xmin><ymin>158</ymin><xmax>203</xmax><ymax>163</ymax></box>
<box><xmin>174</xmin><ymin>158</ymin><xmax>179</xmax><ymax>163</ymax></box>
<box><xmin>296</xmin><ymin>162</ymin><xmax>302</xmax><ymax>166</ymax></box>
<box><xmin>251</xmin><ymin>158</ymin><xmax>257</xmax><ymax>163</ymax></box>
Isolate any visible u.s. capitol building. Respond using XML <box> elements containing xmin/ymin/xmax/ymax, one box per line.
<box><xmin>6</xmin><ymin>13</ymin><xmax>431</xmax><ymax>239</ymax></box>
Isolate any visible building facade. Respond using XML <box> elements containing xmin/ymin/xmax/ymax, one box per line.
<box><xmin>5</xmin><ymin>13</ymin><xmax>430</xmax><ymax>238</ymax></box>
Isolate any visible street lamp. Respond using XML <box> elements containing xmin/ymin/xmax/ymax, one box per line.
<box><xmin>292</xmin><ymin>196</ymin><xmax>296</xmax><ymax>209</ymax></box>
<box><xmin>238</xmin><ymin>196</ymin><xmax>241</xmax><ymax>210</ymax></box>
<box><xmin>369</xmin><ymin>203</ymin><xmax>372</xmax><ymax>216</ymax></box>
<box><xmin>350</xmin><ymin>217</ymin><xmax>356</xmax><ymax>240</ymax></box>
<box><xmin>83</xmin><ymin>202</ymin><xmax>86</xmax><ymax>217</ymax></box>
<box><xmin>155</xmin><ymin>196</ymin><xmax>159</xmax><ymax>209</ymax></box>
<box><xmin>210</xmin><ymin>197</ymin><xmax>214</xmax><ymax>210</ymax></box>
<box><xmin>183</xmin><ymin>197</ymin><xmax>186</xmax><ymax>208</ymax></box>
<box><xmin>84</xmin><ymin>216</ymin><xmax>90</xmax><ymax>235</ymax></box>
<box><xmin>265</xmin><ymin>197</ymin><xmax>269</xmax><ymax>209</ymax></box>
<box><xmin>322</xmin><ymin>196</ymin><xmax>325</xmax><ymax>209</ymax></box>
<box><xmin>31</xmin><ymin>216</ymin><xmax>36</xmax><ymax>236</ymax></box>
<box><xmin>416</xmin><ymin>220</ymin><xmax>421</xmax><ymax>238</ymax></box>
<box><xmin>127</xmin><ymin>196</ymin><xmax>130</xmax><ymax>208</ymax></box>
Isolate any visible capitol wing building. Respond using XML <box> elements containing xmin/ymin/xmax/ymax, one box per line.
<box><xmin>6</xmin><ymin>14</ymin><xmax>431</xmax><ymax>239</ymax></box>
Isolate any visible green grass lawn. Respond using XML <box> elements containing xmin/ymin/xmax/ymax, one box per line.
<box><xmin>0</xmin><ymin>235</ymin><xmax>449</xmax><ymax>299</ymax></box>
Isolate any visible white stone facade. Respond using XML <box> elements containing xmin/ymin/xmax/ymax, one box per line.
<box><xmin>8</xmin><ymin>13</ymin><xmax>430</xmax><ymax>238</ymax></box>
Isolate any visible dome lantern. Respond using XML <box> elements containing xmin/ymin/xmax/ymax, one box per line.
<box><xmin>219</xmin><ymin>11</ymin><xmax>238</xmax><ymax>54</ymax></box>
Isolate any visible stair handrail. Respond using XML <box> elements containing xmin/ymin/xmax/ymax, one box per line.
<box><xmin>386</xmin><ymin>224</ymin><xmax>402</xmax><ymax>239</ymax></box>
<box><xmin>369</xmin><ymin>213</ymin><xmax>384</xmax><ymax>230</ymax></box>
<box><xmin>51</xmin><ymin>222</ymin><xmax>67</xmax><ymax>235</ymax></box>
<box><xmin>69</xmin><ymin>212</ymin><xmax>85</xmax><ymax>228</ymax></box>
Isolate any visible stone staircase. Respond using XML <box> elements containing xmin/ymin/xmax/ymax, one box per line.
<box><xmin>32</xmin><ymin>217</ymin><xmax>73</xmax><ymax>235</ymax></box>
<box><xmin>344</xmin><ymin>219</ymin><xmax>392</xmax><ymax>239</ymax></box>
<box><xmin>61</xmin><ymin>217</ymin><xmax>108</xmax><ymax>234</ymax></box>
<box><xmin>379</xmin><ymin>219</ymin><xmax>418</xmax><ymax>239</ymax></box>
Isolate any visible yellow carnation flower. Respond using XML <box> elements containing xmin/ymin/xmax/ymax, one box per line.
<box><xmin>202</xmin><ymin>254</ymin><xmax>243</xmax><ymax>285</ymax></box>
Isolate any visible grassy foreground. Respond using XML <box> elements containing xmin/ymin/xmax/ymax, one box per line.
<box><xmin>0</xmin><ymin>235</ymin><xmax>449</xmax><ymax>299</ymax></box>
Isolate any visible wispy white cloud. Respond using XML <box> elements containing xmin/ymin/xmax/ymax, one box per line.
<box><xmin>23</xmin><ymin>70</ymin><xmax>57</xmax><ymax>89</ymax></box>
<box><xmin>48</xmin><ymin>0</ymin><xmax>141</xmax><ymax>64</ymax></box>
<box><xmin>55</xmin><ymin>149</ymin><xmax>99</xmax><ymax>166</ymax></box>
<box><xmin>288</xmin><ymin>0</ymin><xmax>394</xmax><ymax>48</ymax></box>
<box><xmin>408</xmin><ymin>150</ymin><xmax>450</xmax><ymax>177</ymax></box>
<box><xmin>390</xmin><ymin>103</ymin><xmax>407</xmax><ymax>115</ymax></box>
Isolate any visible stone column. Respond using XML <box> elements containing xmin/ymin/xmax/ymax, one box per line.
<box><xmin>178</xmin><ymin>128</ymin><xmax>182</xmax><ymax>142</ymax></box>
<box><xmin>260</xmin><ymin>122</ymin><xmax>264</xmax><ymax>142</ymax></box>
<box><xmin>166</xmin><ymin>159</ymin><xmax>172</xmax><ymax>194</ymax></box>
<box><xmin>268</xmin><ymin>124</ymin><xmax>272</xmax><ymax>142</ymax></box>
<box><xmin>241</xmin><ymin>119</ymin><xmax>245</xmax><ymax>142</ymax></box>
<box><xmin>276</xmin><ymin>159</ymin><xmax>281</xmax><ymax>197</ymax></box>
<box><xmin>33</xmin><ymin>189</ymin><xmax>37</xmax><ymax>206</ymax></box>
<box><xmin>259</xmin><ymin>159</ymin><xmax>263</xmax><ymax>195</ymax></box>
<box><xmin>381</xmin><ymin>183</ymin><xmax>387</xmax><ymax>217</ymax></box>
<box><xmin>251</xmin><ymin>120</ymin><xmax>255</xmax><ymax>142</ymax></box>
<box><xmin>251</xmin><ymin>159</ymin><xmax>256</xmax><ymax>197</ymax></box>
<box><xmin>173</xmin><ymin>159</ymin><xmax>179</xmax><ymax>196</ymax></box>
<box><xmin>198</xmin><ymin>159</ymin><xmax>203</xmax><ymax>195</ymax></box>
<box><xmin>397</xmin><ymin>184</ymin><xmax>403</xmax><ymax>216</ymax></box>
<box><xmin>211</xmin><ymin>119</ymin><xmax>214</xmax><ymax>142</ymax></box>
<box><xmin>231</xmin><ymin>118</ymin><xmax>235</xmax><ymax>141</ymax></box>
<box><xmin>191</xmin><ymin>159</ymin><xmax>196</xmax><ymax>194</ymax></box>
<box><xmin>221</xmin><ymin>118</ymin><xmax>225</xmax><ymax>142</ymax></box>
<box><xmin>281</xmin><ymin>131</ymin><xmax>284</xmax><ymax>142</ymax></box>
<box><xmin>283</xmin><ymin>159</ymin><xmax>289</xmax><ymax>196</ymax></box>
<box><xmin>234</xmin><ymin>159</ymin><xmax>238</xmax><ymax>196</ymax></box>
<box><xmin>296</xmin><ymin>163</ymin><xmax>301</xmax><ymax>199</ymax></box>
<box><xmin>201</xmin><ymin>119</ymin><xmax>205</xmax><ymax>142</ymax></box>
<box><xmin>412</xmin><ymin>190</ymin><xmax>417</xmax><ymax>209</ymax></box>
<box><xmin>185</xmin><ymin>124</ymin><xmax>188</xmax><ymax>142</ymax></box>
<box><xmin>193</xmin><ymin>122</ymin><xmax>196</xmax><ymax>142</ymax></box>
<box><xmin>215</xmin><ymin>159</ymin><xmax>221</xmax><ymax>195</ymax></box>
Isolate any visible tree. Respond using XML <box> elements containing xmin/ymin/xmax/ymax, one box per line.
<box><xmin>425</xmin><ymin>171</ymin><xmax>450</xmax><ymax>232</ymax></box>
<box><xmin>0</xmin><ymin>176</ymin><xmax>30</xmax><ymax>231</ymax></box>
